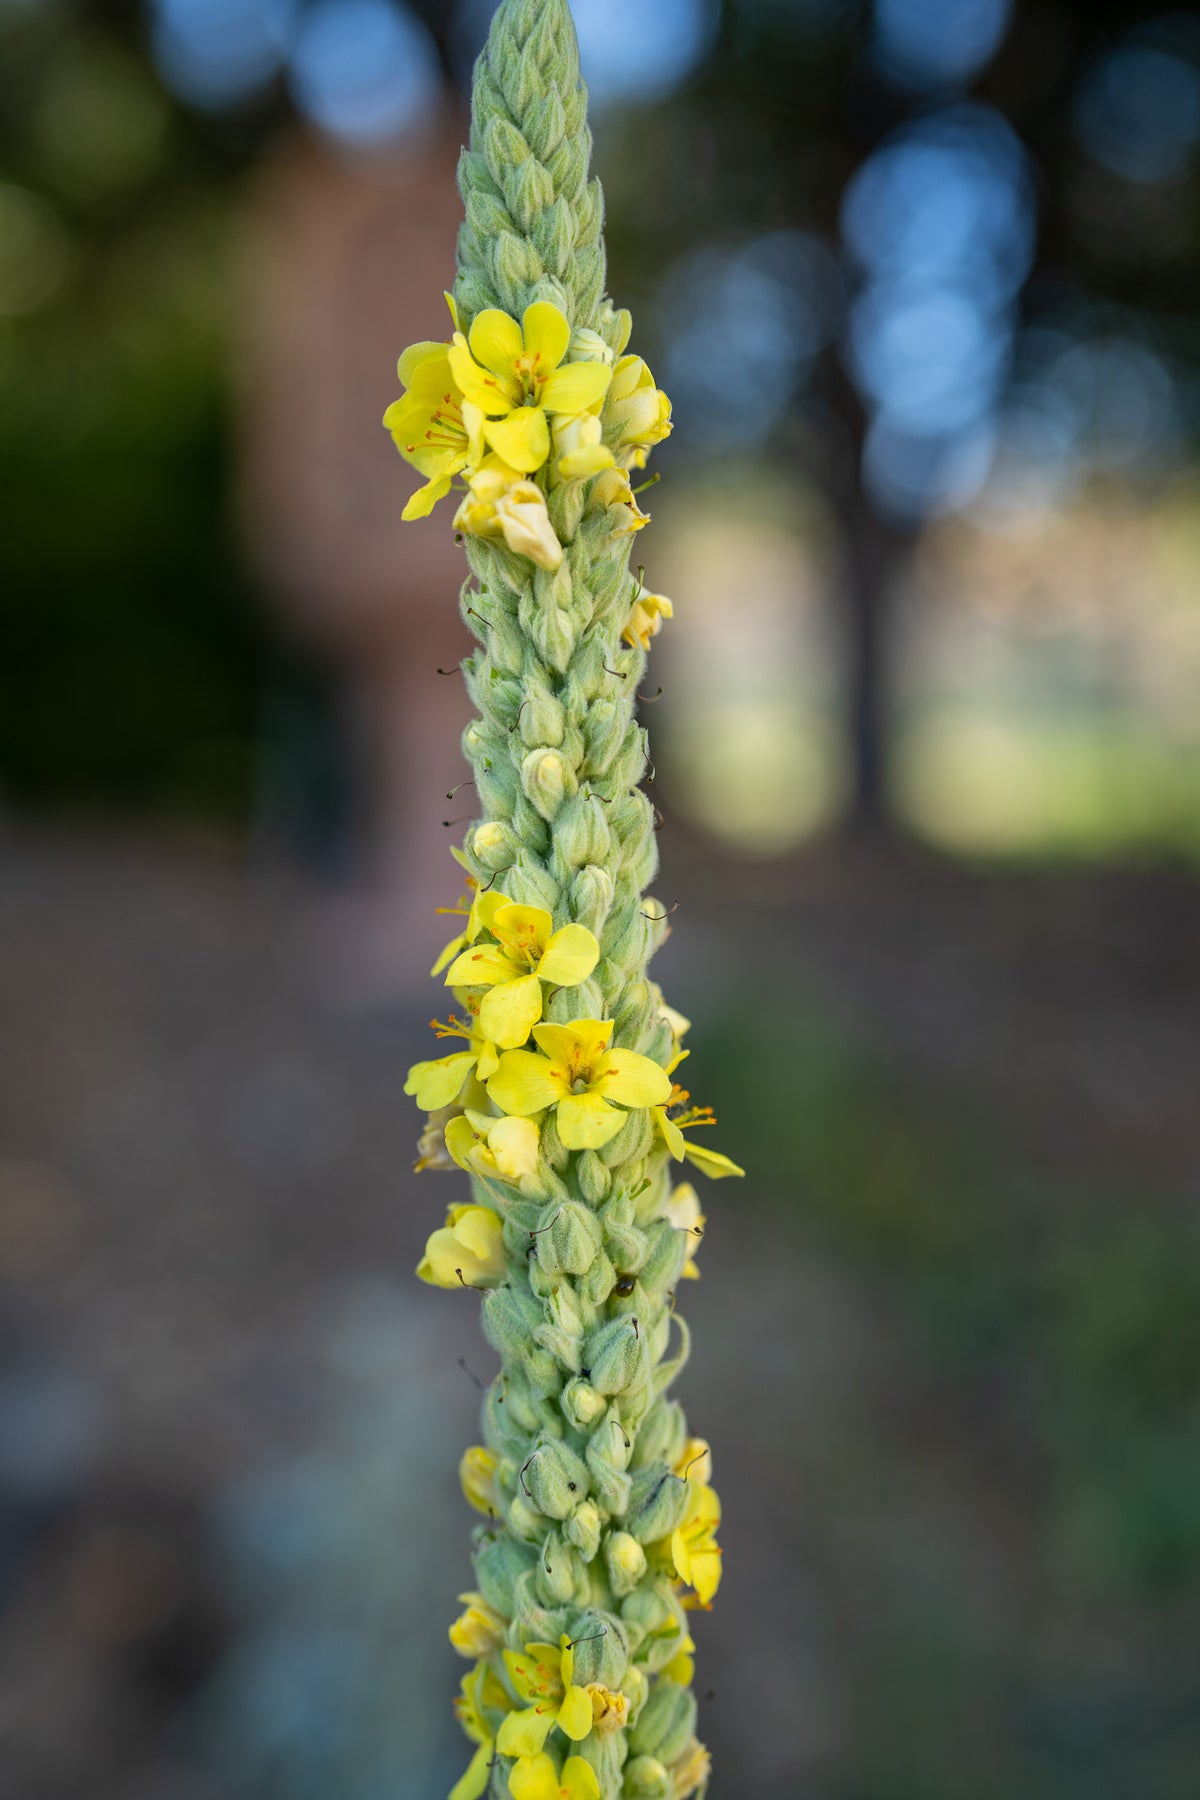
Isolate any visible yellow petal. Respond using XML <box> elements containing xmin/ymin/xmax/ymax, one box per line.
<box><xmin>497</xmin><ymin>1706</ymin><xmax>555</xmax><ymax>1760</ymax></box>
<box><xmin>593</xmin><ymin>1049</ymin><xmax>672</xmax><ymax>1109</ymax></box>
<box><xmin>491</xmin><ymin>903</ymin><xmax>554</xmax><ymax>960</ymax></box>
<box><xmin>561</xmin><ymin>1758</ymin><xmax>601</xmax><ymax>1800</ymax></box>
<box><xmin>444</xmin><ymin>290</ymin><xmax>459</xmax><ymax>331</ymax></box>
<box><xmin>488</xmin><ymin>1115</ymin><xmax>541</xmax><ymax>1181</ymax></box>
<box><xmin>685</xmin><ymin>1142</ymin><xmax>746</xmax><ymax>1179</ymax></box>
<box><xmin>468</xmin><ymin>887</ymin><xmax>512</xmax><ymax>940</ymax></box>
<box><xmin>532</xmin><ymin>1018</ymin><xmax>614</xmax><ymax>1070</ymax></box>
<box><xmin>559</xmin><ymin>442</ymin><xmax>616</xmax><ymax>480</ymax></box>
<box><xmin>540</xmin><ymin>359</ymin><xmax>613</xmax><ymax>415</ymax></box>
<box><xmin>469</xmin><ymin>308</ymin><xmax>524</xmax><ymax>380</ymax></box>
<box><xmin>557</xmin><ymin>1683</ymin><xmax>593</xmax><ymax>1742</ymax></box>
<box><xmin>454</xmin><ymin>1204</ymin><xmax>505</xmax><ymax>1263</ymax></box>
<box><xmin>522</xmin><ymin>300</ymin><xmax>571</xmax><ymax>372</ymax></box>
<box><xmin>402</xmin><ymin>473</ymin><xmax>454</xmax><ymax>521</ymax></box>
<box><xmin>686</xmin><ymin>1541</ymin><xmax>723</xmax><ymax>1604</ymax></box>
<box><xmin>403</xmin><ymin>1052</ymin><xmax>475</xmax><ymax>1110</ymax></box>
<box><xmin>655</xmin><ymin>1107</ymin><xmax>687</xmax><ymax>1161</ymax></box>
<box><xmin>503</xmin><ymin>1646</ymin><xmax>543</xmax><ymax>1703</ymax></box>
<box><xmin>488</xmin><ymin>1050</ymin><xmax>566</xmax><ymax>1117</ymax></box>
<box><xmin>396</xmin><ymin>340</ymin><xmax>449</xmax><ymax>386</ymax></box>
<box><xmin>432</xmin><ymin>930</ymin><xmax>468</xmax><ymax>978</ymax></box>
<box><xmin>446</xmin><ymin>945</ymin><xmax>519</xmax><ymax>988</ymax></box>
<box><xmin>449</xmin><ymin>338</ymin><xmax>516</xmax><ymax>415</ymax></box>
<box><xmin>507</xmin><ymin>1751</ymin><xmax>559</xmax><ymax>1800</ymax></box>
<box><xmin>444</xmin><ymin>1114</ymin><xmax>482</xmax><ymax>1174</ymax></box>
<box><xmin>448</xmin><ymin>1740</ymin><xmax>492</xmax><ymax>1800</ymax></box>
<box><xmin>485</xmin><ymin>406</ymin><xmax>551</xmax><ymax>474</ymax></box>
<box><xmin>480</xmin><ymin>973</ymin><xmax>545</xmax><ymax>1050</ymax></box>
<box><xmin>535</xmin><ymin>924</ymin><xmax>600</xmax><ymax>988</ymax></box>
<box><xmin>557</xmin><ymin>1092</ymin><xmax>625</xmax><ymax>1151</ymax></box>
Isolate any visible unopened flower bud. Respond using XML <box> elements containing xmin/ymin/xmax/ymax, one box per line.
<box><xmin>565</xmin><ymin>1499</ymin><xmax>602</xmax><ymax>1562</ymax></box>
<box><xmin>605</xmin><ymin>1530</ymin><xmax>647</xmax><ymax>1597</ymax></box>
<box><xmin>629</xmin><ymin>1678</ymin><xmax>697</xmax><ymax>1766</ymax></box>
<box><xmin>622</xmin><ymin>1755</ymin><xmax>670</xmax><ymax>1799</ymax></box>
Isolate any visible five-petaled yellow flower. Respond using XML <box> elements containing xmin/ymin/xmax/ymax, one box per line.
<box><xmin>384</xmin><ymin>338</ymin><xmax>484</xmax><ymax>521</ymax></box>
<box><xmin>623</xmin><ymin>583</ymin><xmax>674</xmax><ymax>653</ymax></box>
<box><xmin>446</xmin><ymin>903</ymin><xmax>600</xmax><ymax>1049</ymax></box>
<box><xmin>449</xmin><ymin>302</ymin><xmax>613</xmax><ymax>475</ymax></box>
<box><xmin>498</xmin><ymin>1635</ymin><xmax>593</xmax><ymax>1759</ymax></box>
<box><xmin>508</xmin><ymin>1752</ymin><xmax>600</xmax><ymax>1800</ymax></box>
<box><xmin>445</xmin><ymin>1109</ymin><xmax>540</xmax><ymax>1185</ymax></box>
<box><xmin>488</xmin><ymin>1019</ymin><xmax>672</xmax><ymax>1151</ymax></box>
<box><xmin>417</xmin><ymin>1203</ymin><xmax>506</xmax><ymax>1289</ymax></box>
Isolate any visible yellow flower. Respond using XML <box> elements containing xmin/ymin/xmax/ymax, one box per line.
<box><xmin>454</xmin><ymin>458</ymin><xmax>565</xmax><ymax>570</ymax></box>
<box><xmin>622</xmin><ymin>583</ymin><xmax>674</xmax><ymax>653</ymax></box>
<box><xmin>498</xmin><ymin>1634</ymin><xmax>594</xmax><ymax>1758</ymax></box>
<box><xmin>655</xmin><ymin>1097</ymin><xmax>745</xmax><ymax>1180</ymax></box>
<box><xmin>449</xmin><ymin>302</ymin><xmax>613</xmax><ymax>475</ymax></box>
<box><xmin>432</xmin><ymin>883</ymin><xmax>512</xmax><ymax>978</ymax></box>
<box><xmin>417</xmin><ymin>1203</ymin><xmax>507</xmax><ymax>1289</ymax></box>
<box><xmin>552</xmin><ymin>407</ymin><xmax>616</xmax><ymax>482</ymax></box>
<box><xmin>446</xmin><ymin>903</ymin><xmax>600</xmax><ymax>1049</ymax></box>
<box><xmin>452</xmin><ymin>1657</ymin><xmax>513</xmax><ymax>1800</ymax></box>
<box><xmin>585</xmin><ymin>1684</ymin><xmax>629</xmax><ymax>1737</ymax></box>
<box><xmin>460</xmin><ymin>1445</ymin><xmax>502</xmax><ymax>1516</ymax></box>
<box><xmin>488</xmin><ymin>1019</ymin><xmax>673</xmax><ymax>1152</ymax></box>
<box><xmin>668</xmin><ymin>1738</ymin><xmax>712</xmax><ymax>1799</ymax></box>
<box><xmin>668</xmin><ymin>1482</ymin><xmax>722</xmax><ymax>1608</ymax></box>
<box><xmin>604</xmin><ymin>354</ymin><xmax>673</xmax><ymax>469</ymax></box>
<box><xmin>383</xmin><ymin>298</ymin><xmax>488</xmax><ymax>521</ymax></box>
<box><xmin>450</xmin><ymin>1590</ymin><xmax>508</xmax><ymax>1659</ymax></box>
<box><xmin>591</xmin><ymin>465</ymin><xmax>651</xmax><ymax>534</ymax></box>
<box><xmin>508</xmin><ymin>1753</ymin><xmax>600</xmax><ymax>1800</ymax></box>
<box><xmin>446</xmin><ymin>1110</ymin><xmax>541</xmax><ymax>1185</ymax></box>
<box><xmin>661</xmin><ymin>1182</ymin><xmax>706</xmax><ymax>1279</ymax></box>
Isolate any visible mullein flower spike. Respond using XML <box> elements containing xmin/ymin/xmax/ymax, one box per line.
<box><xmin>384</xmin><ymin>3</ymin><xmax>742</xmax><ymax>1795</ymax></box>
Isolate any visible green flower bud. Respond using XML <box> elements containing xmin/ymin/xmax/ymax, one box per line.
<box><xmin>564</xmin><ymin>1499</ymin><xmax>603</xmax><ymax>1562</ymax></box>
<box><xmin>523</xmin><ymin>1437</ymin><xmax>590</xmax><ymax>1520</ymax></box>
<box><xmin>471</xmin><ymin>819</ymin><xmax>517</xmax><ymax>871</ymax></box>
<box><xmin>481</xmin><ymin>1284</ymin><xmax>543</xmax><ymax>1365</ymax></box>
<box><xmin>622</xmin><ymin>1755</ymin><xmax>670</xmax><ymax>1799</ymax></box>
<box><xmin>605</xmin><ymin>1530</ymin><xmax>647</xmax><ymax>1597</ymax></box>
<box><xmin>630</xmin><ymin>1400</ymin><xmax>687</xmax><ymax>1472</ymax></box>
<box><xmin>475</xmin><ymin>1532</ymin><xmax>537</xmax><ymax>1618</ymax></box>
<box><xmin>562</xmin><ymin>1377</ymin><xmax>607</xmax><ymax>1429</ymax></box>
<box><xmin>566</xmin><ymin>1607</ymin><xmax>628</xmax><ymax>1689</ymax></box>
<box><xmin>522</xmin><ymin>747</ymin><xmax>575</xmax><ymax>821</ymax></box>
<box><xmin>534</xmin><ymin>1200</ymin><xmax>603</xmax><ymax>1276</ymax></box>
<box><xmin>624</xmin><ymin>1465</ymin><xmax>691</xmax><ymax>1546</ymax></box>
<box><xmin>629</xmin><ymin>1680</ymin><xmax>697</xmax><ymax>1766</ymax></box>
<box><xmin>586</xmin><ymin>1315</ymin><xmax>650</xmax><ymax>1397</ymax></box>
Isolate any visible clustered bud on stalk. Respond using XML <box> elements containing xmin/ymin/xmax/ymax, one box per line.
<box><xmin>385</xmin><ymin>5</ymin><xmax>744</xmax><ymax>1796</ymax></box>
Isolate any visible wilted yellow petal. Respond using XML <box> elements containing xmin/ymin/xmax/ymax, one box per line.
<box><xmin>685</xmin><ymin>1142</ymin><xmax>745</xmax><ymax>1179</ymax></box>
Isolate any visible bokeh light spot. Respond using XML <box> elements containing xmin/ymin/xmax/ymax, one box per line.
<box><xmin>289</xmin><ymin>0</ymin><xmax>440</xmax><ymax>148</ymax></box>
<box><xmin>873</xmin><ymin>0</ymin><xmax>1014</xmax><ymax>91</ymax></box>
<box><xmin>150</xmin><ymin>0</ymin><xmax>296</xmax><ymax>111</ymax></box>
<box><xmin>1075</xmin><ymin>43</ymin><xmax>1200</xmax><ymax>185</ymax></box>
<box><xmin>0</xmin><ymin>183</ymin><xmax>72</xmax><ymax>317</ymax></box>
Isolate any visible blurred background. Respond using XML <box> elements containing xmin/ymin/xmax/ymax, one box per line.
<box><xmin>1</xmin><ymin>0</ymin><xmax>1199</xmax><ymax>1795</ymax></box>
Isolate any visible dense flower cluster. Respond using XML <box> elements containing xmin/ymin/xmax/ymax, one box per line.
<box><xmin>384</xmin><ymin>3</ymin><xmax>740</xmax><ymax>1796</ymax></box>
<box><xmin>385</xmin><ymin>296</ymin><xmax>671</xmax><ymax>574</ymax></box>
